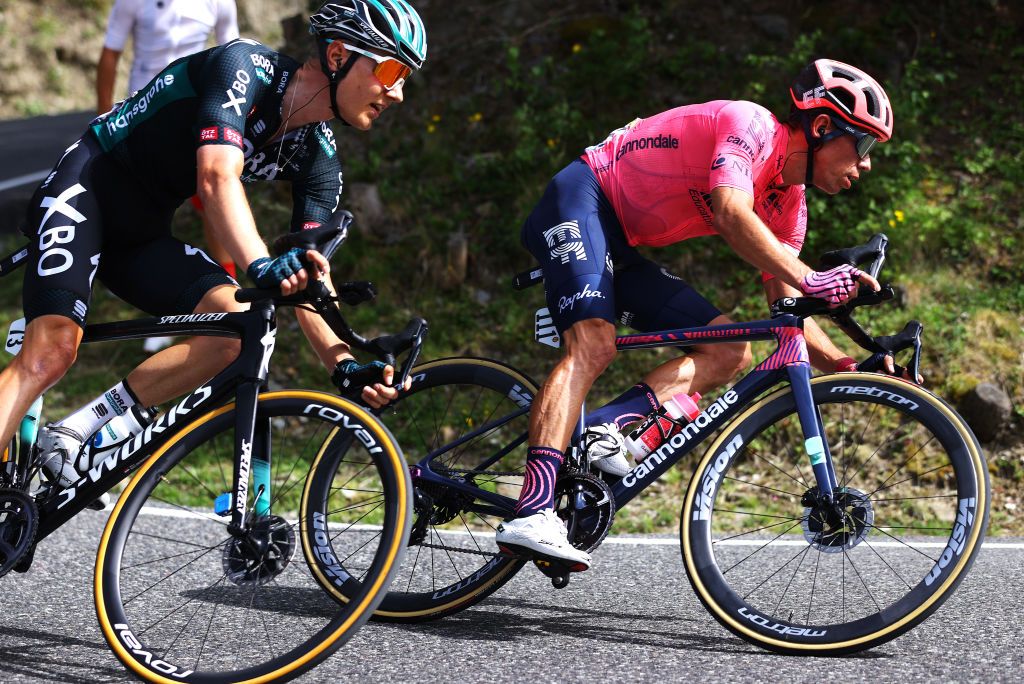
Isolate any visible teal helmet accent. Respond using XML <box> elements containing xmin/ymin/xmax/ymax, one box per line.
<box><xmin>310</xmin><ymin>1</ymin><xmax>427</xmax><ymax>71</ymax></box>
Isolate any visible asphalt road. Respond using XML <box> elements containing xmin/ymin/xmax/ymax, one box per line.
<box><xmin>0</xmin><ymin>110</ymin><xmax>93</xmax><ymax>234</ymax></box>
<box><xmin>1</xmin><ymin>511</ymin><xmax>1020</xmax><ymax>683</ymax></box>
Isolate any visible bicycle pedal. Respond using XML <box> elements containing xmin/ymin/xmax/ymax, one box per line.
<box><xmin>533</xmin><ymin>557</ymin><xmax>588</xmax><ymax>574</ymax></box>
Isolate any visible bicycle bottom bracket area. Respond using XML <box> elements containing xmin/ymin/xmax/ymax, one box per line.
<box><xmin>223</xmin><ymin>514</ymin><xmax>296</xmax><ymax>586</ymax></box>
<box><xmin>801</xmin><ymin>486</ymin><xmax>875</xmax><ymax>553</ymax></box>
<box><xmin>555</xmin><ymin>472</ymin><xmax>614</xmax><ymax>552</ymax></box>
<box><xmin>0</xmin><ymin>488</ymin><xmax>38</xmax><ymax>577</ymax></box>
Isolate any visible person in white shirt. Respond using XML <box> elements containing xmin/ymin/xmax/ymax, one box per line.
<box><xmin>96</xmin><ymin>0</ymin><xmax>239</xmax><ymax>351</ymax></box>
<box><xmin>97</xmin><ymin>0</ymin><xmax>240</xmax><ymax>111</ymax></box>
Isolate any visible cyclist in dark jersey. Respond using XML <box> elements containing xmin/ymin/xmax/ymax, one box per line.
<box><xmin>0</xmin><ymin>1</ymin><xmax>428</xmax><ymax>491</ymax></box>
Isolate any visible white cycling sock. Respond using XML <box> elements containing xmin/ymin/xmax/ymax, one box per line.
<box><xmin>58</xmin><ymin>379</ymin><xmax>139</xmax><ymax>439</ymax></box>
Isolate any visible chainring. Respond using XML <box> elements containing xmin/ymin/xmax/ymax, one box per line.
<box><xmin>554</xmin><ymin>471</ymin><xmax>615</xmax><ymax>553</ymax></box>
<box><xmin>0</xmin><ymin>488</ymin><xmax>38</xmax><ymax>578</ymax></box>
<box><xmin>222</xmin><ymin>515</ymin><xmax>296</xmax><ymax>586</ymax></box>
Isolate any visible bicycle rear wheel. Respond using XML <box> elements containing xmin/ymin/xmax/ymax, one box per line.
<box><xmin>302</xmin><ymin>357</ymin><xmax>535</xmax><ymax>622</ymax></box>
<box><xmin>95</xmin><ymin>391</ymin><xmax>410</xmax><ymax>683</ymax></box>
<box><xmin>681</xmin><ymin>373</ymin><xmax>989</xmax><ymax>655</ymax></box>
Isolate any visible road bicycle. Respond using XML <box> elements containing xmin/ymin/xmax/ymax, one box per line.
<box><xmin>298</xmin><ymin>234</ymin><xmax>990</xmax><ymax>656</ymax></box>
<box><xmin>0</xmin><ymin>211</ymin><xmax>425</xmax><ymax>682</ymax></box>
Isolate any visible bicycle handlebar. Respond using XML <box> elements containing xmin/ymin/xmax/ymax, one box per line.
<box><xmin>235</xmin><ymin>207</ymin><xmax>429</xmax><ymax>390</ymax></box>
<box><xmin>819</xmin><ymin>233</ymin><xmax>889</xmax><ymax>280</ymax></box>
<box><xmin>770</xmin><ymin>232</ymin><xmax>924</xmax><ymax>380</ymax></box>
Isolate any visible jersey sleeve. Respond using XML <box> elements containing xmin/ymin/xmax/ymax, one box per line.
<box><xmin>284</xmin><ymin>123</ymin><xmax>345</xmax><ymax>232</ymax></box>
<box><xmin>708</xmin><ymin>102</ymin><xmax>774</xmax><ymax>197</ymax></box>
<box><xmin>103</xmin><ymin>0</ymin><xmax>140</xmax><ymax>51</ymax></box>
<box><xmin>194</xmin><ymin>41</ymin><xmax>273</xmax><ymax>150</ymax></box>
<box><xmin>215</xmin><ymin>0</ymin><xmax>240</xmax><ymax>43</ymax></box>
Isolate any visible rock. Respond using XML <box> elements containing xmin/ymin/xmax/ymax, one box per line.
<box><xmin>346</xmin><ymin>183</ymin><xmax>385</xmax><ymax>234</ymax></box>
<box><xmin>443</xmin><ymin>231</ymin><xmax>469</xmax><ymax>288</ymax></box>
<box><xmin>959</xmin><ymin>382</ymin><xmax>1013</xmax><ymax>443</ymax></box>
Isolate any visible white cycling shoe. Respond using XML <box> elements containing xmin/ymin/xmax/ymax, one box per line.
<box><xmin>38</xmin><ymin>424</ymin><xmax>87</xmax><ymax>488</ymax></box>
<box><xmin>581</xmin><ymin>422</ymin><xmax>632</xmax><ymax>477</ymax></box>
<box><xmin>37</xmin><ymin>424</ymin><xmax>109</xmax><ymax>510</ymax></box>
<box><xmin>495</xmin><ymin>509</ymin><xmax>591</xmax><ymax>570</ymax></box>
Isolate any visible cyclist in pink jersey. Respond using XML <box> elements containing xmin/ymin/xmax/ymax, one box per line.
<box><xmin>496</xmin><ymin>59</ymin><xmax>900</xmax><ymax>568</ymax></box>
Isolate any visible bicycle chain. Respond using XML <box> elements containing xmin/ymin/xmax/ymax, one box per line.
<box><xmin>417</xmin><ymin>541</ymin><xmax>511</xmax><ymax>558</ymax></box>
<box><xmin>412</xmin><ymin>466</ymin><xmax>592</xmax><ymax>558</ymax></box>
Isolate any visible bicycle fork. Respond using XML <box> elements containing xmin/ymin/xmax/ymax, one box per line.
<box><xmin>222</xmin><ymin>301</ymin><xmax>277</xmax><ymax>532</ymax></box>
<box><xmin>786</xmin><ymin>364</ymin><xmax>837</xmax><ymax>503</ymax></box>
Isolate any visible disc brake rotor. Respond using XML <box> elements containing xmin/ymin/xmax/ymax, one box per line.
<box><xmin>802</xmin><ymin>486</ymin><xmax>874</xmax><ymax>553</ymax></box>
<box><xmin>222</xmin><ymin>515</ymin><xmax>296</xmax><ymax>586</ymax></box>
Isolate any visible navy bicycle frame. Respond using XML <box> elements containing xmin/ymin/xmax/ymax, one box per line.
<box><xmin>408</xmin><ymin>312</ymin><xmax>839</xmax><ymax>516</ymax></box>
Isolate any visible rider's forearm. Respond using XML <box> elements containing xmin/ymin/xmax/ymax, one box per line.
<box><xmin>803</xmin><ymin>317</ymin><xmax>853</xmax><ymax>373</ymax></box>
<box><xmin>712</xmin><ymin>188</ymin><xmax>811</xmax><ymax>289</ymax></box>
<box><xmin>97</xmin><ymin>48</ymin><xmax>120</xmax><ymax>114</ymax></box>
<box><xmin>295</xmin><ymin>272</ymin><xmax>352</xmax><ymax>371</ymax></box>
<box><xmin>197</xmin><ymin>173</ymin><xmax>268</xmax><ymax>269</ymax></box>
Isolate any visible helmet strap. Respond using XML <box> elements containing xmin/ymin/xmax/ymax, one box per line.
<box><xmin>800</xmin><ymin>113</ymin><xmax>821</xmax><ymax>187</ymax></box>
<box><xmin>317</xmin><ymin>40</ymin><xmax>360</xmax><ymax>127</ymax></box>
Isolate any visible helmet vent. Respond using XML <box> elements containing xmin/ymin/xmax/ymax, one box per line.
<box><xmin>832</xmin><ymin>88</ymin><xmax>856</xmax><ymax>114</ymax></box>
<box><xmin>863</xmin><ymin>88</ymin><xmax>880</xmax><ymax>117</ymax></box>
<box><xmin>831</xmin><ymin>67</ymin><xmax>858</xmax><ymax>82</ymax></box>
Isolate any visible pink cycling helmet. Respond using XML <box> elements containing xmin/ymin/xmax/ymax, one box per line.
<box><xmin>790</xmin><ymin>59</ymin><xmax>893</xmax><ymax>142</ymax></box>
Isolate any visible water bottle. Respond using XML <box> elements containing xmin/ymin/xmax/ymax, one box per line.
<box><xmin>84</xmin><ymin>404</ymin><xmax>157</xmax><ymax>466</ymax></box>
<box><xmin>623</xmin><ymin>392</ymin><xmax>701</xmax><ymax>461</ymax></box>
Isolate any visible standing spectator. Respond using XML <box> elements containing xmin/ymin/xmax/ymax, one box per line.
<box><xmin>97</xmin><ymin>0</ymin><xmax>239</xmax><ymax>351</ymax></box>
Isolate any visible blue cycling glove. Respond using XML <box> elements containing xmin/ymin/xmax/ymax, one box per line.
<box><xmin>332</xmin><ymin>359</ymin><xmax>389</xmax><ymax>400</ymax></box>
<box><xmin>246</xmin><ymin>248</ymin><xmax>305</xmax><ymax>289</ymax></box>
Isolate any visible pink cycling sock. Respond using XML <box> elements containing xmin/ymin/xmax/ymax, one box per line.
<box><xmin>514</xmin><ymin>446</ymin><xmax>564</xmax><ymax>517</ymax></box>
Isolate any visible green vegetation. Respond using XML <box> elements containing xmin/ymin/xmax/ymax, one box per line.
<box><xmin>1</xmin><ymin>1</ymin><xmax>1021</xmax><ymax>531</ymax></box>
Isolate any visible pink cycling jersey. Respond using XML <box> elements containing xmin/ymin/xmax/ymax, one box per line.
<box><xmin>583</xmin><ymin>100</ymin><xmax>807</xmax><ymax>280</ymax></box>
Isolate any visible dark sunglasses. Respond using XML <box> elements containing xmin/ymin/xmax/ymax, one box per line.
<box><xmin>822</xmin><ymin>115</ymin><xmax>878</xmax><ymax>159</ymax></box>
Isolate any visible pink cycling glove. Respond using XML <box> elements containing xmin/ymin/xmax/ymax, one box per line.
<box><xmin>800</xmin><ymin>265</ymin><xmax>864</xmax><ymax>306</ymax></box>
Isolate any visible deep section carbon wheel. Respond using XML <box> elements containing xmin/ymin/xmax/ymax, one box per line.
<box><xmin>682</xmin><ymin>374</ymin><xmax>989</xmax><ymax>655</ymax></box>
<box><xmin>302</xmin><ymin>358</ymin><xmax>536</xmax><ymax>622</ymax></box>
<box><xmin>95</xmin><ymin>391</ymin><xmax>410</xmax><ymax>683</ymax></box>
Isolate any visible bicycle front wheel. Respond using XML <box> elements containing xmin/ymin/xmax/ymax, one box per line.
<box><xmin>302</xmin><ymin>357</ymin><xmax>535</xmax><ymax>622</ymax></box>
<box><xmin>95</xmin><ymin>391</ymin><xmax>411</xmax><ymax>683</ymax></box>
<box><xmin>681</xmin><ymin>373</ymin><xmax>989</xmax><ymax>655</ymax></box>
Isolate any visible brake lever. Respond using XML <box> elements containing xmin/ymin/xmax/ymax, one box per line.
<box><xmin>363</xmin><ymin>318</ymin><xmax>429</xmax><ymax>393</ymax></box>
<box><xmin>858</xmin><ymin>321</ymin><xmax>924</xmax><ymax>383</ymax></box>
<box><xmin>395</xmin><ymin>322</ymin><xmax>428</xmax><ymax>391</ymax></box>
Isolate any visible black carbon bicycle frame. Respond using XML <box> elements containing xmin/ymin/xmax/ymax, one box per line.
<box><xmin>34</xmin><ymin>302</ymin><xmax>278</xmax><ymax>541</ymax></box>
<box><xmin>409</xmin><ymin>312</ymin><xmax>840</xmax><ymax>516</ymax></box>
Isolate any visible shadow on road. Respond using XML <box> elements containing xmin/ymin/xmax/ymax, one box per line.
<box><xmin>179</xmin><ymin>583</ymin><xmax>338</xmax><ymax>618</ymax></box>
<box><xmin>0</xmin><ymin>625</ymin><xmax>127</xmax><ymax>683</ymax></box>
<box><xmin>381</xmin><ymin>596</ymin><xmax>890</xmax><ymax>660</ymax></box>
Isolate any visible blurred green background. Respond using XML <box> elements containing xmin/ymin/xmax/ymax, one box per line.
<box><xmin>1</xmin><ymin>0</ymin><xmax>1021</xmax><ymax>530</ymax></box>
